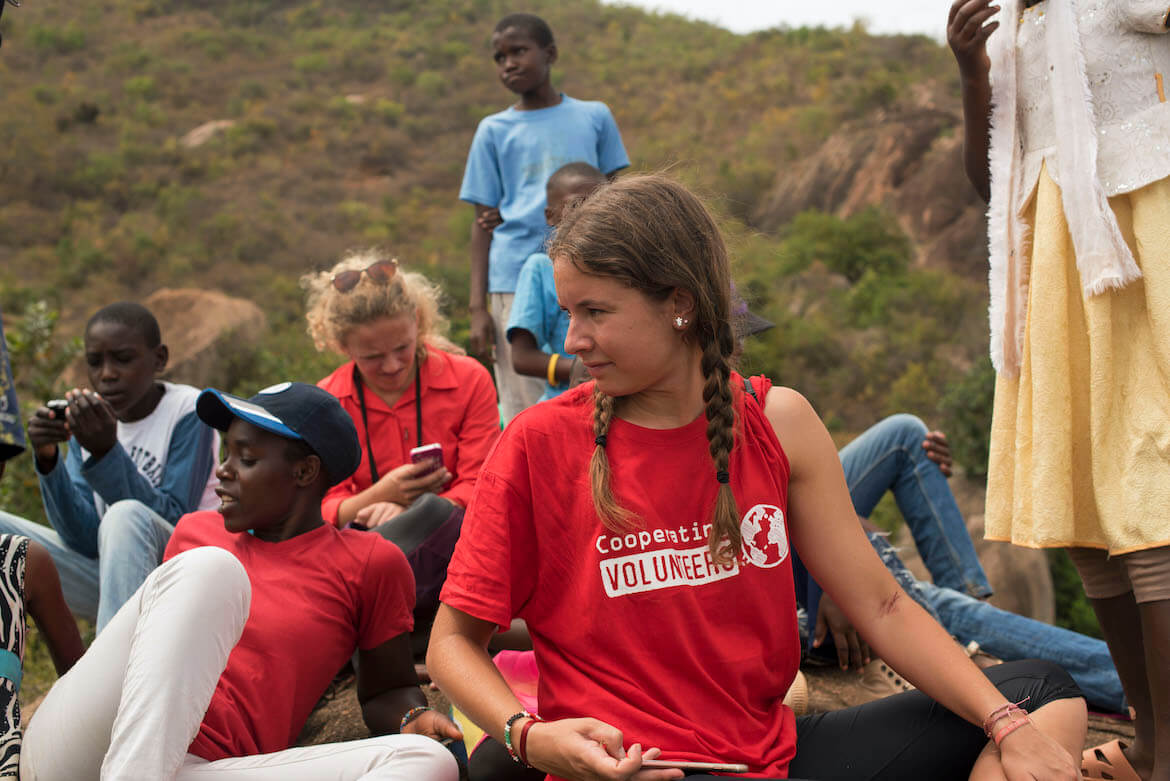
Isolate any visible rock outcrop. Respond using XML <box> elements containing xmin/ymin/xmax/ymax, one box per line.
<box><xmin>60</xmin><ymin>288</ymin><xmax>266</xmax><ymax>391</ymax></box>
<box><xmin>752</xmin><ymin>110</ymin><xmax>989</xmax><ymax>279</ymax></box>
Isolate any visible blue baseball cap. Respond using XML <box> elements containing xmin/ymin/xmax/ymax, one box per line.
<box><xmin>196</xmin><ymin>382</ymin><xmax>361</xmax><ymax>487</ymax></box>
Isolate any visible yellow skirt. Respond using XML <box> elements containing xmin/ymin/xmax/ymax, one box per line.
<box><xmin>985</xmin><ymin>167</ymin><xmax>1170</xmax><ymax>554</ymax></box>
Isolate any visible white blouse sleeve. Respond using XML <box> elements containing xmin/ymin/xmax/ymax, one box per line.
<box><xmin>1120</xmin><ymin>0</ymin><xmax>1170</xmax><ymax>33</ymax></box>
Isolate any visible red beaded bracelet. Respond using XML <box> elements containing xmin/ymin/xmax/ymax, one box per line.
<box><xmin>994</xmin><ymin>715</ymin><xmax>1031</xmax><ymax>746</ymax></box>
<box><xmin>517</xmin><ymin>714</ymin><xmax>544</xmax><ymax>766</ymax></box>
<box><xmin>982</xmin><ymin>697</ymin><xmax>1030</xmax><ymax>738</ymax></box>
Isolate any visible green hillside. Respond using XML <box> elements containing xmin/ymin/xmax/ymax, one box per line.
<box><xmin>0</xmin><ymin>0</ymin><xmax>990</xmax><ymax>462</ymax></box>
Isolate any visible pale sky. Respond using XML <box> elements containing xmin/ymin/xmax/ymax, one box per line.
<box><xmin>603</xmin><ymin>0</ymin><xmax>947</xmax><ymax>39</ymax></box>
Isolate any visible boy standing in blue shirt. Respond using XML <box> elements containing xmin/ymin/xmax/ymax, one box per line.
<box><xmin>506</xmin><ymin>162</ymin><xmax>607</xmax><ymax>401</ymax></box>
<box><xmin>459</xmin><ymin>13</ymin><xmax>629</xmax><ymax>422</ymax></box>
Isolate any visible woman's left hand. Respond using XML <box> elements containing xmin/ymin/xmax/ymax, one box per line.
<box><xmin>402</xmin><ymin>708</ymin><xmax>463</xmax><ymax>743</ymax></box>
<box><xmin>355</xmin><ymin>501</ymin><xmax>407</xmax><ymax>529</ymax></box>
<box><xmin>997</xmin><ymin>722</ymin><xmax>1080</xmax><ymax>780</ymax></box>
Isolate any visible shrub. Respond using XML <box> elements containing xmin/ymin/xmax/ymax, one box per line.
<box><xmin>29</xmin><ymin>24</ymin><xmax>86</xmax><ymax>55</ymax></box>
<box><xmin>124</xmin><ymin>75</ymin><xmax>158</xmax><ymax>102</ymax></box>
<box><xmin>940</xmin><ymin>358</ymin><xmax>996</xmax><ymax>477</ymax></box>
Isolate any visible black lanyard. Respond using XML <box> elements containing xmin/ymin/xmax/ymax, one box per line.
<box><xmin>353</xmin><ymin>359</ymin><xmax>422</xmax><ymax>484</ymax></box>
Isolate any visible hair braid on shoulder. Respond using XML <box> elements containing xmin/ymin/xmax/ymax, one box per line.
<box><xmin>589</xmin><ymin>389</ymin><xmax>634</xmax><ymax>531</ymax></box>
<box><xmin>700</xmin><ymin>317</ymin><xmax>741</xmax><ymax>565</ymax></box>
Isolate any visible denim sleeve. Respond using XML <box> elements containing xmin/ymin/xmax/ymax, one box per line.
<box><xmin>82</xmin><ymin>412</ymin><xmax>215</xmax><ymax>524</ymax></box>
<box><xmin>459</xmin><ymin>121</ymin><xmax>503</xmax><ymax>207</ymax></box>
<box><xmin>595</xmin><ymin>104</ymin><xmax>630</xmax><ymax>175</ymax></box>
<box><xmin>38</xmin><ymin>441</ymin><xmax>101</xmax><ymax>558</ymax></box>
<box><xmin>505</xmin><ymin>256</ymin><xmax>552</xmax><ymax>346</ymax></box>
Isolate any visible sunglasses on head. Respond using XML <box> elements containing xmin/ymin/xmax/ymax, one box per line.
<box><xmin>331</xmin><ymin>258</ymin><xmax>398</xmax><ymax>293</ymax></box>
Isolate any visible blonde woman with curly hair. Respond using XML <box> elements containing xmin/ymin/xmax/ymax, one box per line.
<box><xmin>304</xmin><ymin>250</ymin><xmax>499</xmax><ymax>638</ymax></box>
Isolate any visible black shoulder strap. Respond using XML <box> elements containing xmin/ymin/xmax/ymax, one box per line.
<box><xmin>742</xmin><ymin>376</ymin><xmax>760</xmax><ymax>405</ymax></box>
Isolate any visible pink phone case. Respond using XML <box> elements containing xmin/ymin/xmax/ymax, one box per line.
<box><xmin>410</xmin><ymin>443</ymin><xmax>443</xmax><ymax>475</ymax></box>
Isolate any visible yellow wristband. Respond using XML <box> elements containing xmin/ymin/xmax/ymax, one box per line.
<box><xmin>546</xmin><ymin>353</ymin><xmax>560</xmax><ymax>386</ymax></box>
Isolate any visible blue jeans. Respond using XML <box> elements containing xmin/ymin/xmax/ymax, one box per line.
<box><xmin>0</xmin><ymin>500</ymin><xmax>173</xmax><ymax>632</ymax></box>
<box><xmin>868</xmin><ymin>533</ymin><xmax>1126</xmax><ymax>714</ymax></box>
<box><xmin>839</xmin><ymin>414</ymin><xmax>992</xmax><ymax>598</ymax></box>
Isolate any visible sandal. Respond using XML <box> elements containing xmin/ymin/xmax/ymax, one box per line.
<box><xmin>1082</xmin><ymin>739</ymin><xmax>1141</xmax><ymax>781</ymax></box>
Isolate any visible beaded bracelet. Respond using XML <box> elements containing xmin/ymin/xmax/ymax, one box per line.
<box><xmin>399</xmin><ymin>705</ymin><xmax>431</xmax><ymax>731</ymax></box>
<box><xmin>503</xmin><ymin>711</ymin><xmax>533</xmax><ymax>764</ymax></box>
<box><xmin>517</xmin><ymin>714</ymin><xmax>545</xmax><ymax>766</ymax></box>
<box><xmin>994</xmin><ymin>715</ymin><xmax>1032</xmax><ymax>746</ymax></box>
<box><xmin>982</xmin><ymin>696</ymin><xmax>1030</xmax><ymax>738</ymax></box>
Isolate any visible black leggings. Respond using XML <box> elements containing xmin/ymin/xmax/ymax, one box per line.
<box><xmin>371</xmin><ymin>492</ymin><xmax>463</xmax><ymax>656</ymax></box>
<box><xmin>469</xmin><ymin>660</ymin><xmax>1081</xmax><ymax>781</ymax></box>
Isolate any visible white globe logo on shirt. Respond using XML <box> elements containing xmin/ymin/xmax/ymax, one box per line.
<box><xmin>740</xmin><ymin>504</ymin><xmax>789</xmax><ymax>568</ymax></box>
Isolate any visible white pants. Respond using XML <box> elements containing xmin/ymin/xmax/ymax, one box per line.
<box><xmin>490</xmin><ymin>292</ymin><xmax>545</xmax><ymax>423</ymax></box>
<box><xmin>21</xmin><ymin>547</ymin><xmax>458</xmax><ymax>781</ymax></box>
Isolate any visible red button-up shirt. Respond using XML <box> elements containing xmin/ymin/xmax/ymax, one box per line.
<box><xmin>318</xmin><ymin>348</ymin><xmax>500</xmax><ymax>525</ymax></box>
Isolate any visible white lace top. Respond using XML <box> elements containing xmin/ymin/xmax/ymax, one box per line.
<box><xmin>1014</xmin><ymin>0</ymin><xmax>1170</xmax><ymax>211</ymax></box>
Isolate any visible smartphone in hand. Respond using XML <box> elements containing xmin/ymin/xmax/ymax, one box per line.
<box><xmin>641</xmin><ymin>759</ymin><xmax>749</xmax><ymax>773</ymax></box>
<box><xmin>410</xmin><ymin>443</ymin><xmax>444</xmax><ymax>476</ymax></box>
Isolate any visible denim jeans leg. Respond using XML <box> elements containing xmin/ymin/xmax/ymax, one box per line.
<box><xmin>95</xmin><ymin>500</ymin><xmax>175</xmax><ymax>632</ymax></box>
<box><xmin>921</xmin><ymin>581</ymin><xmax>1126</xmax><ymax>713</ymax></box>
<box><xmin>839</xmin><ymin>414</ymin><xmax>991</xmax><ymax>598</ymax></box>
<box><xmin>0</xmin><ymin>510</ymin><xmax>100</xmax><ymax>621</ymax></box>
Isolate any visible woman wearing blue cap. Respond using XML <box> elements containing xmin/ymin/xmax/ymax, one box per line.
<box><xmin>12</xmin><ymin>382</ymin><xmax>460</xmax><ymax>780</ymax></box>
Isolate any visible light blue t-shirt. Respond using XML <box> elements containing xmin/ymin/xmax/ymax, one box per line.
<box><xmin>506</xmin><ymin>252</ymin><xmax>571</xmax><ymax>402</ymax></box>
<box><xmin>459</xmin><ymin>95</ymin><xmax>629</xmax><ymax>293</ymax></box>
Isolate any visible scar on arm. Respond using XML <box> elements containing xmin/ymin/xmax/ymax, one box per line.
<box><xmin>877</xmin><ymin>589</ymin><xmax>902</xmax><ymax>618</ymax></box>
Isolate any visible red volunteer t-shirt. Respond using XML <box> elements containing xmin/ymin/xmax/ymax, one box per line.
<box><xmin>164</xmin><ymin>511</ymin><xmax>415</xmax><ymax>761</ymax></box>
<box><xmin>442</xmin><ymin>375</ymin><xmax>799</xmax><ymax>778</ymax></box>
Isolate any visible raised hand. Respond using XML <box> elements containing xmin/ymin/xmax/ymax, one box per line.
<box><xmin>64</xmin><ymin>389</ymin><xmax>119</xmax><ymax>459</ymax></box>
<box><xmin>27</xmin><ymin>404</ymin><xmax>71</xmax><ymax>471</ymax></box>
<box><xmin>947</xmin><ymin>0</ymin><xmax>1000</xmax><ymax>75</ymax></box>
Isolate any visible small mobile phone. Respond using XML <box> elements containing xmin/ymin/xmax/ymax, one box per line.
<box><xmin>409</xmin><ymin>443</ymin><xmax>444</xmax><ymax>476</ymax></box>
<box><xmin>640</xmin><ymin>759</ymin><xmax>749</xmax><ymax>773</ymax></box>
<box><xmin>46</xmin><ymin>399</ymin><xmax>69</xmax><ymax>414</ymax></box>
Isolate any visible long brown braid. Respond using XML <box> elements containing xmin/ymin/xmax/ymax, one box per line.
<box><xmin>589</xmin><ymin>389</ymin><xmax>633</xmax><ymax>530</ymax></box>
<box><xmin>549</xmin><ymin>174</ymin><xmax>743</xmax><ymax>563</ymax></box>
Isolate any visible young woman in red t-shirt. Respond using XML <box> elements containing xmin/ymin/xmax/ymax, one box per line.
<box><xmin>303</xmin><ymin>251</ymin><xmax>500</xmax><ymax>637</ymax></box>
<box><xmin>428</xmin><ymin>175</ymin><xmax>1087</xmax><ymax>780</ymax></box>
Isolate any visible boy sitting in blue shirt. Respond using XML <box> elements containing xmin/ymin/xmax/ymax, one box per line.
<box><xmin>506</xmin><ymin>162</ymin><xmax>607</xmax><ymax>401</ymax></box>
<box><xmin>0</xmin><ymin>302</ymin><xmax>218</xmax><ymax>631</ymax></box>
<box><xmin>459</xmin><ymin>13</ymin><xmax>629</xmax><ymax>421</ymax></box>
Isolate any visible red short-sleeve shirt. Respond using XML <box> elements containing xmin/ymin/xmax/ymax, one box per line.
<box><xmin>165</xmin><ymin>512</ymin><xmax>415</xmax><ymax>760</ymax></box>
<box><xmin>317</xmin><ymin>349</ymin><xmax>500</xmax><ymax>523</ymax></box>
<box><xmin>442</xmin><ymin>376</ymin><xmax>800</xmax><ymax>778</ymax></box>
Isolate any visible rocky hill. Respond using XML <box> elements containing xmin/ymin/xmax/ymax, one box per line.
<box><xmin>1</xmin><ymin>0</ymin><xmax>991</xmax><ymax>448</ymax></box>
